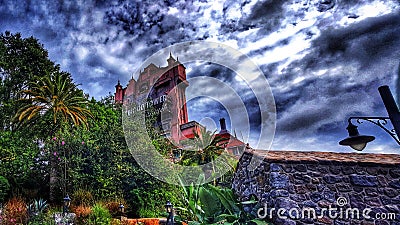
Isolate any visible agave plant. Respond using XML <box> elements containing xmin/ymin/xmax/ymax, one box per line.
<box><xmin>27</xmin><ymin>198</ymin><xmax>48</xmax><ymax>219</ymax></box>
<box><xmin>175</xmin><ymin>175</ymin><xmax>271</xmax><ymax>225</ymax></box>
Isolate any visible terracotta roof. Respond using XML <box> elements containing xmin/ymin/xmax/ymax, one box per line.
<box><xmin>245</xmin><ymin>150</ymin><xmax>400</xmax><ymax>165</ymax></box>
<box><xmin>226</xmin><ymin>138</ymin><xmax>245</xmax><ymax>148</ymax></box>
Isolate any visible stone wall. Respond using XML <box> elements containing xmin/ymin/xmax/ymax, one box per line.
<box><xmin>232</xmin><ymin>150</ymin><xmax>400</xmax><ymax>225</ymax></box>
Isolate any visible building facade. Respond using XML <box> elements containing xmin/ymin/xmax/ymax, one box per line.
<box><xmin>115</xmin><ymin>54</ymin><xmax>247</xmax><ymax>155</ymax></box>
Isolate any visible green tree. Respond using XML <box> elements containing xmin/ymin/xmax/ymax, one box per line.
<box><xmin>15</xmin><ymin>71</ymin><xmax>92</xmax><ymax>202</ymax></box>
<box><xmin>0</xmin><ymin>130</ymin><xmax>45</xmax><ymax>199</ymax></box>
<box><xmin>0</xmin><ymin>31</ymin><xmax>56</xmax><ymax>131</ymax></box>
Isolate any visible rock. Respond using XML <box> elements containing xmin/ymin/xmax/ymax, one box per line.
<box><xmin>310</xmin><ymin>192</ymin><xmax>323</xmax><ymax>202</ymax></box>
<box><xmin>294</xmin><ymin>174</ymin><xmax>312</xmax><ymax>184</ymax></box>
<box><xmin>282</xmin><ymin>164</ymin><xmax>293</xmax><ymax>173</ymax></box>
<box><xmin>270</xmin><ymin>163</ymin><xmax>281</xmax><ymax>172</ymax></box>
<box><xmin>389</xmin><ymin>169</ymin><xmax>400</xmax><ymax>178</ymax></box>
<box><xmin>293</xmin><ymin>164</ymin><xmax>307</xmax><ymax>172</ymax></box>
<box><xmin>365</xmin><ymin>188</ymin><xmax>378</xmax><ymax>197</ymax></box>
<box><xmin>350</xmin><ymin>175</ymin><xmax>378</xmax><ymax>187</ymax></box>
<box><xmin>307</xmin><ymin>164</ymin><xmax>319</xmax><ymax>171</ymax></box>
<box><xmin>389</xmin><ymin>180</ymin><xmax>400</xmax><ymax>189</ymax></box>
<box><xmin>364</xmin><ymin>197</ymin><xmax>381</xmax><ymax>207</ymax></box>
<box><xmin>290</xmin><ymin>194</ymin><xmax>307</xmax><ymax>202</ymax></box>
<box><xmin>383</xmin><ymin>188</ymin><xmax>399</xmax><ymax>198</ymax></box>
<box><xmin>302</xmin><ymin>200</ymin><xmax>317</xmax><ymax>208</ymax></box>
<box><xmin>270</xmin><ymin>189</ymin><xmax>290</xmax><ymax>198</ymax></box>
<box><xmin>342</xmin><ymin>166</ymin><xmax>355</xmax><ymax>175</ymax></box>
<box><xmin>270</xmin><ymin>172</ymin><xmax>289</xmax><ymax>189</ymax></box>
<box><xmin>323</xmin><ymin>175</ymin><xmax>342</xmax><ymax>184</ymax></box>
<box><xmin>336</xmin><ymin>183</ymin><xmax>353</xmax><ymax>192</ymax></box>
<box><xmin>330</xmin><ymin>166</ymin><xmax>341</xmax><ymax>175</ymax></box>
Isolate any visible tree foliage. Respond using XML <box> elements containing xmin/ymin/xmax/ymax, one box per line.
<box><xmin>0</xmin><ymin>31</ymin><xmax>56</xmax><ymax>131</ymax></box>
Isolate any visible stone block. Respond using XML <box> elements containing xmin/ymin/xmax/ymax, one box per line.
<box><xmin>306</xmin><ymin>184</ymin><xmax>318</xmax><ymax>192</ymax></box>
<box><xmin>317</xmin><ymin>217</ymin><xmax>333</xmax><ymax>224</ymax></box>
<box><xmin>327</xmin><ymin>184</ymin><xmax>337</xmax><ymax>191</ymax></box>
<box><xmin>322</xmin><ymin>190</ymin><xmax>336</xmax><ymax>202</ymax></box>
<box><xmin>374</xmin><ymin>220</ymin><xmax>389</xmax><ymax>225</ymax></box>
<box><xmin>385</xmin><ymin>204</ymin><xmax>399</xmax><ymax>213</ymax></box>
<box><xmin>377</xmin><ymin>175</ymin><xmax>389</xmax><ymax>186</ymax></box>
<box><xmin>383</xmin><ymin>188</ymin><xmax>399</xmax><ymax>198</ymax></box>
<box><xmin>355</xmin><ymin>166</ymin><xmax>367</xmax><ymax>175</ymax></box>
<box><xmin>273</xmin><ymin>218</ymin><xmax>296</xmax><ymax>225</ymax></box>
<box><xmin>364</xmin><ymin>197</ymin><xmax>381</xmax><ymax>207</ymax></box>
<box><xmin>318</xmin><ymin>166</ymin><xmax>329</xmax><ymax>173</ymax></box>
<box><xmin>307</xmin><ymin>164</ymin><xmax>319</xmax><ymax>171</ymax></box>
<box><xmin>282</xmin><ymin>164</ymin><xmax>293</xmax><ymax>173</ymax></box>
<box><xmin>294</xmin><ymin>174</ymin><xmax>312</xmax><ymax>184</ymax></box>
<box><xmin>318</xmin><ymin>200</ymin><xmax>331</xmax><ymax>208</ymax></box>
<box><xmin>334</xmin><ymin>220</ymin><xmax>350</xmax><ymax>225</ymax></box>
<box><xmin>342</xmin><ymin>166</ymin><xmax>355</xmax><ymax>175</ymax></box>
<box><xmin>302</xmin><ymin>200</ymin><xmax>317</xmax><ymax>208</ymax></box>
<box><xmin>336</xmin><ymin>183</ymin><xmax>353</xmax><ymax>192</ymax></box>
<box><xmin>330</xmin><ymin>166</ymin><xmax>341</xmax><ymax>175</ymax></box>
<box><xmin>270</xmin><ymin>172</ymin><xmax>289</xmax><ymax>189</ymax></box>
<box><xmin>323</xmin><ymin>175</ymin><xmax>342</xmax><ymax>184</ymax></box>
<box><xmin>317</xmin><ymin>184</ymin><xmax>326</xmax><ymax>192</ymax></box>
<box><xmin>310</xmin><ymin>192</ymin><xmax>323</xmax><ymax>202</ymax></box>
<box><xmin>366</xmin><ymin>167</ymin><xmax>379</xmax><ymax>176</ymax></box>
<box><xmin>364</xmin><ymin>188</ymin><xmax>378</xmax><ymax>197</ymax></box>
<box><xmin>270</xmin><ymin>163</ymin><xmax>281</xmax><ymax>172</ymax></box>
<box><xmin>389</xmin><ymin>169</ymin><xmax>400</xmax><ymax>179</ymax></box>
<box><xmin>389</xmin><ymin>179</ymin><xmax>400</xmax><ymax>189</ymax></box>
<box><xmin>270</xmin><ymin>189</ymin><xmax>290</xmax><ymax>198</ymax></box>
<box><xmin>290</xmin><ymin>194</ymin><xmax>307</xmax><ymax>202</ymax></box>
<box><xmin>350</xmin><ymin>175</ymin><xmax>378</xmax><ymax>187</ymax></box>
<box><xmin>349</xmin><ymin>193</ymin><xmax>365</xmax><ymax>209</ymax></box>
<box><xmin>294</xmin><ymin>185</ymin><xmax>308</xmax><ymax>194</ymax></box>
<box><xmin>294</xmin><ymin>164</ymin><xmax>307</xmax><ymax>172</ymax></box>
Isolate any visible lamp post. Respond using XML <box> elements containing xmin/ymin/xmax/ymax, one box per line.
<box><xmin>165</xmin><ymin>201</ymin><xmax>174</xmax><ymax>225</ymax></box>
<box><xmin>339</xmin><ymin>85</ymin><xmax>400</xmax><ymax>150</ymax></box>
<box><xmin>118</xmin><ymin>203</ymin><xmax>125</xmax><ymax>214</ymax></box>
<box><xmin>119</xmin><ymin>203</ymin><xmax>125</xmax><ymax>217</ymax></box>
<box><xmin>63</xmin><ymin>195</ymin><xmax>71</xmax><ymax>216</ymax></box>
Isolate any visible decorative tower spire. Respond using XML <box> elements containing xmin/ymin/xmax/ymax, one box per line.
<box><xmin>167</xmin><ymin>52</ymin><xmax>176</xmax><ymax>67</ymax></box>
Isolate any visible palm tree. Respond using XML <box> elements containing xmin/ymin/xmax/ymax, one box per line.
<box><xmin>180</xmin><ymin>129</ymin><xmax>228</xmax><ymax>184</ymax></box>
<box><xmin>15</xmin><ymin>71</ymin><xmax>92</xmax><ymax>202</ymax></box>
<box><xmin>15</xmin><ymin>71</ymin><xmax>92</xmax><ymax>134</ymax></box>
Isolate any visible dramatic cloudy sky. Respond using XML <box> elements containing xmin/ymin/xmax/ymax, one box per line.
<box><xmin>1</xmin><ymin>0</ymin><xmax>400</xmax><ymax>153</ymax></box>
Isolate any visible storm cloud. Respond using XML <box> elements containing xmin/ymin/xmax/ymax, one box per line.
<box><xmin>1</xmin><ymin>0</ymin><xmax>399</xmax><ymax>152</ymax></box>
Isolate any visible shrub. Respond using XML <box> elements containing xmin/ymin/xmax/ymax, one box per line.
<box><xmin>88</xmin><ymin>203</ymin><xmax>111</xmax><ymax>225</ymax></box>
<box><xmin>1</xmin><ymin>197</ymin><xmax>28</xmax><ymax>225</ymax></box>
<box><xmin>73</xmin><ymin>205</ymin><xmax>92</xmax><ymax>225</ymax></box>
<box><xmin>71</xmin><ymin>189</ymin><xmax>94</xmax><ymax>207</ymax></box>
<box><xmin>0</xmin><ymin>176</ymin><xmax>10</xmax><ymax>203</ymax></box>
<box><xmin>105</xmin><ymin>198</ymin><xmax>128</xmax><ymax>217</ymax></box>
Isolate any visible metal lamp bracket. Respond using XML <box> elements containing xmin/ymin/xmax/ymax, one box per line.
<box><xmin>348</xmin><ymin>116</ymin><xmax>400</xmax><ymax>145</ymax></box>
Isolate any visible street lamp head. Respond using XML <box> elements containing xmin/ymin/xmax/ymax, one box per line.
<box><xmin>63</xmin><ymin>194</ymin><xmax>71</xmax><ymax>207</ymax></box>
<box><xmin>165</xmin><ymin>200</ymin><xmax>173</xmax><ymax>213</ymax></box>
<box><xmin>339</xmin><ymin>122</ymin><xmax>375</xmax><ymax>151</ymax></box>
<box><xmin>118</xmin><ymin>203</ymin><xmax>125</xmax><ymax>213</ymax></box>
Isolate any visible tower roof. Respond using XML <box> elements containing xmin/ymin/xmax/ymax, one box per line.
<box><xmin>115</xmin><ymin>80</ymin><xmax>122</xmax><ymax>88</ymax></box>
